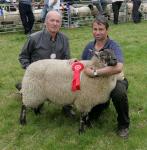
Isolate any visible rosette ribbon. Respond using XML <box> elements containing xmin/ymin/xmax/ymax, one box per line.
<box><xmin>71</xmin><ymin>62</ymin><xmax>84</xmax><ymax>91</ymax></box>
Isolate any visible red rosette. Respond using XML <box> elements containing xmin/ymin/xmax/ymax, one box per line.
<box><xmin>71</xmin><ymin>62</ymin><xmax>84</xmax><ymax>91</ymax></box>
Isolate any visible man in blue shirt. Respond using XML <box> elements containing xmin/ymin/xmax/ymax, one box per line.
<box><xmin>82</xmin><ymin>15</ymin><xmax>130</xmax><ymax>138</ymax></box>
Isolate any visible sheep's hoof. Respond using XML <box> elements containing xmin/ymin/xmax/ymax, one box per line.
<box><xmin>78</xmin><ymin>128</ymin><xmax>85</xmax><ymax>134</ymax></box>
<box><xmin>86</xmin><ymin>122</ymin><xmax>92</xmax><ymax>128</ymax></box>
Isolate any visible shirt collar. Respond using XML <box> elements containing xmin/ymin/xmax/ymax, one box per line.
<box><xmin>44</xmin><ymin>28</ymin><xmax>58</xmax><ymax>41</ymax></box>
<box><xmin>93</xmin><ymin>37</ymin><xmax>110</xmax><ymax>51</ymax></box>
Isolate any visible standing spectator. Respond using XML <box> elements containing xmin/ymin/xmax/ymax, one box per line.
<box><xmin>40</xmin><ymin>0</ymin><xmax>60</xmax><ymax>23</ymax></box>
<box><xmin>131</xmin><ymin>0</ymin><xmax>142</xmax><ymax>23</ymax></box>
<box><xmin>92</xmin><ymin>0</ymin><xmax>104</xmax><ymax>15</ymax></box>
<box><xmin>91</xmin><ymin>0</ymin><xmax>108</xmax><ymax>16</ymax></box>
<box><xmin>18</xmin><ymin>0</ymin><xmax>35</xmax><ymax>34</ymax></box>
<box><xmin>112</xmin><ymin>0</ymin><xmax>124</xmax><ymax>24</ymax></box>
<box><xmin>101</xmin><ymin>0</ymin><xmax>108</xmax><ymax>15</ymax></box>
<box><xmin>16</xmin><ymin>10</ymin><xmax>75</xmax><ymax>118</ymax></box>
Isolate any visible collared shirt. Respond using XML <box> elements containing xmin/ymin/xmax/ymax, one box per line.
<box><xmin>19</xmin><ymin>29</ymin><xmax>70</xmax><ymax>69</ymax></box>
<box><xmin>81</xmin><ymin>38</ymin><xmax>124</xmax><ymax>63</ymax></box>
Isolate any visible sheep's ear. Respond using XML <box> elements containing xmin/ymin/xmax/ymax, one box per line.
<box><xmin>88</xmin><ymin>4</ymin><xmax>94</xmax><ymax>10</ymax></box>
<box><xmin>89</xmin><ymin>49</ymin><xmax>95</xmax><ymax>55</ymax></box>
<box><xmin>89</xmin><ymin>49</ymin><xmax>100</xmax><ymax>58</ymax></box>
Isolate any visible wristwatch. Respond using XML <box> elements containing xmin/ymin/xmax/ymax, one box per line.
<box><xmin>93</xmin><ymin>69</ymin><xmax>99</xmax><ymax>77</ymax></box>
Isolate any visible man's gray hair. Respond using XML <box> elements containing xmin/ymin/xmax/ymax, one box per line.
<box><xmin>45</xmin><ymin>10</ymin><xmax>62</xmax><ymax>22</ymax></box>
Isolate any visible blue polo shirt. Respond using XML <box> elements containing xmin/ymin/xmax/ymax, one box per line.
<box><xmin>81</xmin><ymin>38</ymin><xmax>124</xmax><ymax>63</ymax></box>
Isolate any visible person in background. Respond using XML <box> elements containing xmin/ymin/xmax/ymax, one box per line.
<box><xmin>92</xmin><ymin>0</ymin><xmax>104</xmax><ymax>15</ymax></box>
<box><xmin>81</xmin><ymin>15</ymin><xmax>130</xmax><ymax>138</ymax></box>
<box><xmin>100</xmin><ymin>0</ymin><xmax>108</xmax><ymax>15</ymax></box>
<box><xmin>40</xmin><ymin>0</ymin><xmax>60</xmax><ymax>22</ymax></box>
<box><xmin>112</xmin><ymin>0</ymin><xmax>124</xmax><ymax>24</ymax></box>
<box><xmin>18</xmin><ymin>0</ymin><xmax>35</xmax><ymax>34</ymax></box>
<box><xmin>131</xmin><ymin>0</ymin><xmax>142</xmax><ymax>23</ymax></box>
<box><xmin>16</xmin><ymin>10</ymin><xmax>75</xmax><ymax>118</ymax></box>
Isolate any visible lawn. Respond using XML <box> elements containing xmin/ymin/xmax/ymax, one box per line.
<box><xmin>0</xmin><ymin>21</ymin><xmax>147</xmax><ymax>150</ymax></box>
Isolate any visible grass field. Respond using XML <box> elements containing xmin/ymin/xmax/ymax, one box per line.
<box><xmin>0</xmin><ymin>21</ymin><xmax>147</xmax><ymax>150</ymax></box>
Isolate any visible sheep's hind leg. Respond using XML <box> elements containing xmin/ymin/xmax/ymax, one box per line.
<box><xmin>19</xmin><ymin>104</ymin><xmax>27</xmax><ymax>125</ymax></box>
<box><xmin>79</xmin><ymin>113</ymin><xmax>91</xmax><ymax>134</ymax></box>
<box><xmin>86</xmin><ymin>112</ymin><xmax>92</xmax><ymax>128</ymax></box>
<box><xmin>34</xmin><ymin>103</ymin><xmax>44</xmax><ymax>115</ymax></box>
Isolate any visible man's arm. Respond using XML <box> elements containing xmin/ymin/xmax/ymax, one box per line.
<box><xmin>84</xmin><ymin>62</ymin><xmax>123</xmax><ymax>78</ymax></box>
<box><xmin>19</xmin><ymin>38</ymin><xmax>34</xmax><ymax>69</ymax></box>
<box><xmin>49</xmin><ymin>0</ymin><xmax>57</xmax><ymax>8</ymax></box>
<box><xmin>61</xmin><ymin>35</ymin><xmax>70</xmax><ymax>59</ymax></box>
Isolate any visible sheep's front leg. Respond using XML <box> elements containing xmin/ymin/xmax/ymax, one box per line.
<box><xmin>79</xmin><ymin>112</ymin><xmax>91</xmax><ymax>134</ymax></box>
<box><xmin>19</xmin><ymin>104</ymin><xmax>27</xmax><ymax>125</ymax></box>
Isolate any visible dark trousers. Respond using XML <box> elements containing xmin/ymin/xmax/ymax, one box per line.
<box><xmin>89</xmin><ymin>78</ymin><xmax>130</xmax><ymax>129</ymax></box>
<box><xmin>18</xmin><ymin>3</ymin><xmax>35</xmax><ymax>34</ymax></box>
<box><xmin>132</xmin><ymin>0</ymin><xmax>142</xmax><ymax>23</ymax></box>
<box><xmin>112</xmin><ymin>1</ymin><xmax>123</xmax><ymax>24</ymax></box>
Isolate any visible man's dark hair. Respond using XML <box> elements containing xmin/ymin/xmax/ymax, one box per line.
<box><xmin>93</xmin><ymin>15</ymin><xmax>109</xmax><ymax>30</ymax></box>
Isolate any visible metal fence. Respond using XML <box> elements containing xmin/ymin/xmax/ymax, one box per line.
<box><xmin>0</xmin><ymin>0</ymin><xmax>147</xmax><ymax>33</ymax></box>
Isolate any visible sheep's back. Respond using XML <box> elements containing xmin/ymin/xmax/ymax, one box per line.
<box><xmin>22</xmin><ymin>59</ymin><xmax>78</xmax><ymax>107</ymax></box>
<box><xmin>43</xmin><ymin>60</ymin><xmax>77</xmax><ymax>105</ymax></box>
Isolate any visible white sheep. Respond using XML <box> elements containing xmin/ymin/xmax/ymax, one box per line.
<box><xmin>19</xmin><ymin>49</ymin><xmax>121</xmax><ymax>133</ymax></box>
<box><xmin>69</xmin><ymin>5</ymin><xmax>92</xmax><ymax>17</ymax></box>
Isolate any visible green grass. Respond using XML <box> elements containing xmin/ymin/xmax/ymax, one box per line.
<box><xmin>0</xmin><ymin>21</ymin><xmax>147</xmax><ymax>150</ymax></box>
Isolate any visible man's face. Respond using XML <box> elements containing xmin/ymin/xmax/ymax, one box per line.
<box><xmin>46</xmin><ymin>12</ymin><xmax>62</xmax><ymax>34</ymax></box>
<box><xmin>92</xmin><ymin>22</ymin><xmax>108</xmax><ymax>41</ymax></box>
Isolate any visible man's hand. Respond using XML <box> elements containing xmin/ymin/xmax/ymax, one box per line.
<box><xmin>84</xmin><ymin>67</ymin><xmax>95</xmax><ymax>78</ymax></box>
<box><xmin>68</xmin><ymin>58</ymin><xmax>78</xmax><ymax>65</ymax></box>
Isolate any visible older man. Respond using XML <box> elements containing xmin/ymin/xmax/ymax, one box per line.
<box><xmin>17</xmin><ymin>10</ymin><xmax>75</xmax><ymax>117</ymax></box>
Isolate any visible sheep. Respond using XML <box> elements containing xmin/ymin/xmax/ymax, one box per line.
<box><xmin>69</xmin><ymin>5</ymin><xmax>92</xmax><ymax>17</ymax></box>
<box><xmin>0</xmin><ymin>7</ymin><xmax>42</xmax><ymax>24</ymax></box>
<box><xmin>19</xmin><ymin>49</ymin><xmax>121</xmax><ymax>133</ymax></box>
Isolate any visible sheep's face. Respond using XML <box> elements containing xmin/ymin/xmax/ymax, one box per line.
<box><xmin>94</xmin><ymin>49</ymin><xmax>117</xmax><ymax>67</ymax></box>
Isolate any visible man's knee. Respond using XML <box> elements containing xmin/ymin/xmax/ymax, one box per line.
<box><xmin>111</xmin><ymin>79</ymin><xmax>128</xmax><ymax>102</ymax></box>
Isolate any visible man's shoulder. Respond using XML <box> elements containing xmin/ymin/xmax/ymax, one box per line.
<box><xmin>87</xmin><ymin>40</ymin><xmax>94</xmax><ymax>46</ymax></box>
<box><xmin>58</xmin><ymin>32</ymin><xmax>69</xmax><ymax>40</ymax></box>
<box><xmin>29</xmin><ymin>30</ymin><xmax>43</xmax><ymax>40</ymax></box>
<box><xmin>86</xmin><ymin>40</ymin><xmax>95</xmax><ymax>48</ymax></box>
<box><xmin>107</xmin><ymin>38</ymin><xmax>120</xmax><ymax>47</ymax></box>
<box><xmin>31</xmin><ymin>30</ymin><xmax>43</xmax><ymax>37</ymax></box>
<box><xmin>58</xmin><ymin>32</ymin><xmax>68</xmax><ymax>37</ymax></box>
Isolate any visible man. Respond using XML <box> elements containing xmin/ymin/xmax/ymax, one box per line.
<box><xmin>17</xmin><ymin>10</ymin><xmax>75</xmax><ymax>117</ymax></box>
<box><xmin>81</xmin><ymin>15</ymin><xmax>130</xmax><ymax>138</ymax></box>
<box><xmin>18</xmin><ymin>0</ymin><xmax>35</xmax><ymax>34</ymax></box>
<box><xmin>112</xmin><ymin>0</ymin><xmax>124</xmax><ymax>24</ymax></box>
<box><xmin>131</xmin><ymin>0</ymin><xmax>142</xmax><ymax>23</ymax></box>
<box><xmin>92</xmin><ymin>0</ymin><xmax>104</xmax><ymax>15</ymax></box>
